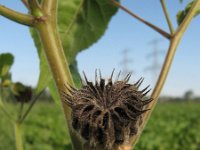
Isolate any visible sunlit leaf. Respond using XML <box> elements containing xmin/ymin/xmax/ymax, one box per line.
<box><xmin>58</xmin><ymin>0</ymin><xmax>118</xmax><ymax>63</ymax></box>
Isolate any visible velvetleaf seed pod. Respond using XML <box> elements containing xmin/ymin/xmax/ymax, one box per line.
<box><xmin>62</xmin><ymin>70</ymin><xmax>153</xmax><ymax>149</ymax></box>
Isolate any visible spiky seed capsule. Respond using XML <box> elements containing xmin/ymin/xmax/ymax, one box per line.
<box><xmin>62</xmin><ymin>71</ymin><xmax>153</xmax><ymax>149</ymax></box>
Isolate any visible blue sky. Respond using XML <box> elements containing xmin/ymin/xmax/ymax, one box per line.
<box><xmin>0</xmin><ymin>0</ymin><xmax>200</xmax><ymax>96</ymax></box>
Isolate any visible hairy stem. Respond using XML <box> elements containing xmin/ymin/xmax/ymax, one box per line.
<box><xmin>0</xmin><ymin>5</ymin><xmax>33</xmax><ymax>26</ymax></box>
<box><xmin>33</xmin><ymin>1</ymin><xmax>83</xmax><ymax>149</ymax></box>
<box><xmin>36</xmin><ymin>22</ymin><xmax>82</xmax><ymax>150</ymax></box>
<box><xmin>130</xmin><ymin>0</ymin><xmax>200</xmax><ymax>148</ymax></box>
<box><xmin>160</xmin><ymin>0</ymin><xmax>174</xmax><ymax>34</ymax></box>
<box><xmin>110</xmin><ymin>0</ymin><xmax>171</xmax><ymax>40</ymax></box>
<box><xmin>35</xmin><ymin>16</ymin><xmax>73</xmax><ymax>120</ymax></box>
<box><xmin>14</xmin><ymin>122</ymin><xmax>23</xmax><ymax>150</ymax></box>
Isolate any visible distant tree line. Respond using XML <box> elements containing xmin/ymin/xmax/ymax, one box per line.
<box><xmin>159</xmin><ymin>90</ymin><xmax>200</xmax><ymax>102</ymax></box>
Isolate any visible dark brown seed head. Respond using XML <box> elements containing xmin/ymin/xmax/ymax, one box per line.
<box><xmin>62</xmin><ymin>70</ymin><xmax>153</xmax><ymax>149</ymax></box>
<box><xmin>12</xmin><ymin>82</ymin><xmax>32</xmax><ymax>103</ymax></box>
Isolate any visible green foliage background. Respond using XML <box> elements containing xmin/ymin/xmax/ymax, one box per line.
<box><xmin>0</xmin><ymin>102</ymin><xmax>199</xmax><ymax>150</ymax></box>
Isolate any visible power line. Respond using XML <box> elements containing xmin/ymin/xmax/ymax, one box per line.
<box><xmin>119</xmin><ymin>49</ymin><xmax>133</xmax><ymax>77</ymax></box>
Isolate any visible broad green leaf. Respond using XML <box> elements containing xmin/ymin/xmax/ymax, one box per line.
<box><xmin>32</xmin><ymin>0</ymin><xmax>118</xmax><ymax>103</ymax></box>
<box><xmin>177</xmin><ymin>0</ymin><xmax>200</xmax><ymax>25</ymax></box>
<box><xmin>58</xmin><ymin>0</ymin><xmax>118</xmax><ymax>63</ymax></box>
<box><xmin>0</xmin><ymin>53</ymin><xmax>14</xmax><ymax>77</ymax></box>
<box><xmin>34</xmin><ymin>50</ymin><xmax>52</xmax><ymax>95</ymax></box>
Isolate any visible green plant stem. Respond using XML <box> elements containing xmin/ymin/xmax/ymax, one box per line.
<box><xmin>0</xmin><ymin>87</ymin><xmax>15</xmax><ymax>122</ymax></box>
<box><xmin>160</xmin><ymin>0</ymin><xmax>174</xmax><ymax>34</ymax></box>
<box><xmin>14</xmin><ymin>122</ymin><xmax>23</xmax><ymax>150</ymax></box>
<box><xmin>33</xmin><ymin>1</ymin><xmax>83</xmax><ymax>149</ymax></box>
<box><xmin>110</xmin><ymin>0</ymin><xmax>171</xmax><ymax>40</ymax></box>
<box><xmin>129</xmin><ymin>0</ymin><xmax>200</xmax><ymax>148</ymax></box>
<box><xmin>18</xmin><ymin>101</ymin><xmax>25</xmax><ymax>120</ymax></box>
<box><xmin>36</xmin><ymin>22</ymin><xmax>83</xmax><ymax>150</ymax></box>
<box><xmin>0</xmin><ymin>5</ymin><xmax>33</xmax><ymax>26</ymax></box>
<box><xmin>21</xmin><ymin>0</ymin><xmax>30</xmax><ymax>9</ymax></box>
<box><xmin>41</xmin><ymin>0</ymin><xmax>54</xmax><ymax>13</ymax></box>
<box><xmin>28</xmin><ymin>0</ymin><xmax>40</xmax><ymax>8</ymax></box>
<box><xmin>35</xmin><ymin>18</ymin><xmax>74</xmax><ymax>120</ymax></box>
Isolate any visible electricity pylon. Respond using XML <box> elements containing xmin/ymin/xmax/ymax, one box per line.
<box><xmin>145</xmin><ymin>38</ymin><xmax>164</xmax><ymax>83</ymax></box>
<box><xmin>119</xmin><ymin>49</ymin><xmax>133</xmax><ymax>78</ymax></box>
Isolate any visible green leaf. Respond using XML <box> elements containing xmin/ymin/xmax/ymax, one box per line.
<box><xmin>58</xmin><ymin>0</ymin><xmax>118</xmax><ymax>63</ymax></box>
<box><xmin>177</xmin><ymin>0</ymin><xmax>200</xmax><ymax>25</ymax></box>
<box><xmin>34</xmin><ymin>52</ymin><xmax>51</xmax><ymax>95</ymax></box>
<box><xmin>31</xmin><ymin>0</ymin><xmax>118</xmax><ymax>103</ymax></box>
<box><xmin>0</xmin><ymin>53</ymin><xmax>14</xmax><ymax>77</ymax></box>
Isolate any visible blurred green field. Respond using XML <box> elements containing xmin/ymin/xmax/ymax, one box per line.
<box><xmin>0</xmin><ymin>101</ymin><xmax>200</xmax><ymax>150</ymax></box>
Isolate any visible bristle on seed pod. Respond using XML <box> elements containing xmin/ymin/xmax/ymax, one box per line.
<box><xmin>61</xmin><ymin>70</ymin><xmax>153</xmax><ymax>150</ymax></box>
